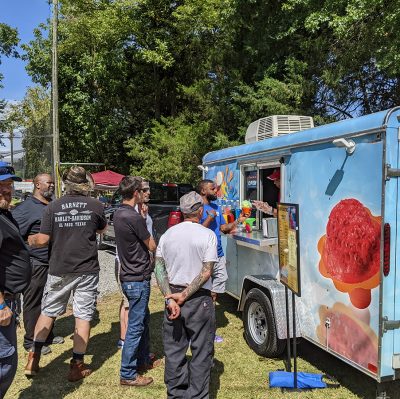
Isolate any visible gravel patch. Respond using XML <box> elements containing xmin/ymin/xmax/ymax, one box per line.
<box><xmin>97</xmin><ymin>248</ymin><xmax>119</xmax><ymax>298</ymax></box>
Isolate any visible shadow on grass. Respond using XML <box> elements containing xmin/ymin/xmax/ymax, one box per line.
<box><xmin>215</xmin><ymin>293</ymin><xmax>240</xmax><ymax>329</ymax></box>
<box><xmin>298</xmin><ymin>340</ymin><xmax>400</xmax><ymax>399</ymax></box>
<box><xmin>18</xmin><ymin>314</ymin><xmax>118</xmax><ymax>399</ymax></box>
<box><xmin>210</xmin><ymin>358</ymin><xmax>224</xmax><ymax>399</ymax></box>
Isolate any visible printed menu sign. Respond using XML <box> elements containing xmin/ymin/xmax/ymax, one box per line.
<box><xmin>277</xmin><ymin>203</ymin><xmax>301</xmax><ymax>296</ymax></box>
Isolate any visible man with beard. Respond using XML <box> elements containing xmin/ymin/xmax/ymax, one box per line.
<box><xmin>12</xmin><ymin>173</ymin><xmax>64</xmax><ymax>355</ymax></box>
<box><xmin>197</xmin><ymin>180</ymin><xmax>246</xmax><ymax>341</ymax></box>
<box><xmin>0</xmin><ymin>162</ymin><xmax>31</xmax><ymax>398</ymax></box>
<box><xmin>24</xmin><ymin>166</ymin><xmax>107</xmax><ymax>382</ymax></box>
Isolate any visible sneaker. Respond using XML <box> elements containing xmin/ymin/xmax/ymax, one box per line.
<box><xmin>214</xmin><ymin>335</ymin><xmax>224</xmax><ymax>343</ymax></box>
<box><xmin>67</xmin><ymin>359</ymin><xmax>92</xmax><ymax>382</ymax></box>
<box><xmin>120</xmin><ymin>375</ymin><xmax>153</xmax><ymax>387</ymax></box>
<box><xmin>48</xmin><ymin>336</ymin><xmax>65</xmax><ymax>345</ymax></box>
<box><xmin>24</xmin><ymin>351</ymin><xmax>41</xmax><ymax>376</ymax></box>
<box><xmin>117</xmin><ymin>339</ymin><xmax>124</xmax><ymax>349</ymax></box>
<box><xmin>137</xmin><ymin>358</ymin><xmax>163</xmax><ymax>373</ymax></box>
<box><xmin>24</xmin><ymin>345</ymin><xmax>52</xmax><ymax>355</ymax></box>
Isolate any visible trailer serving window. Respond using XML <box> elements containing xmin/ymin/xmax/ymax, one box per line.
<box><xmin>240</xmin><ymin>161</ymin><xmax>281</xmax><ymax>231</ymax></box>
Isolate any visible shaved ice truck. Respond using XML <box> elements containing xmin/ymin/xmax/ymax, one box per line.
<box><xmin>201</xmin><ymin>109</ymin><xmax>400</xmax><ymax>387</ymax></box>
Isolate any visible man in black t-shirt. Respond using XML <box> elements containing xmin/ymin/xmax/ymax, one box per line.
<box><xmin>114</xmin><ymin>176</ymin><xmax>158</xmax><ymax>387</ymax></box>
<box><xmin>12</xmin><ymin>173</ymin><xmax>64</xmax><ymax>355</ymax></box>
<box><xmin>0</xmin><ymin>163</ymin><xmax>31</xmax><ymax>399</ymax></box>
<box><xmin>24</xmin><ymin>166</ymin><xmax>107</xmax><ymax>382</ymax></box>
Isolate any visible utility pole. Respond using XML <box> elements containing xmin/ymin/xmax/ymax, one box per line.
<box><xmin>9</xmin><ymin>129</ymin><xmax>13</xmax><ymax>168</ymax></box>
<box><xmin>52</xmin><ymin>0</ymin><xmax>60</xmax><ymax>197</ymax></box>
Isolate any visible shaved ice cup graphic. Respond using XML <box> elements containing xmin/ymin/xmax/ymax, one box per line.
<box><xmin>317</xmin><ymin>303</ymin><xmax>378</xmax><ymax>373</ymax></box>
<box><xmin>318</xmin><ymin>199</ymin><xmax>381</xmax><ymax>309</ymax></box>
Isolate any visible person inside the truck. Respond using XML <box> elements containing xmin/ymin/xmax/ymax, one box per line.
<box><xmin>197</xmin><ymin>179</ymin><xmax>247</xmax><ymax>342</ymax></box>
<box><xmin>253</xmin><ymin>168</ymin><xmax>280</xmax><ymax>217</ymax></box>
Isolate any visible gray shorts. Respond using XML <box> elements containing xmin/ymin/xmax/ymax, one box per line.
<box><xmin>41</xmin><ymin>273</ymin><xmax>99</xmax><ymax>321</ymax></box>
<box><xmin>114</xmin><ymin>257</ymin><xmax>129</xmax><ymax>308</ymax></box>
<box><xmin>211</xmin><ymin>256</ymin><xmax>228</xmax><ymax>293</ymax></box>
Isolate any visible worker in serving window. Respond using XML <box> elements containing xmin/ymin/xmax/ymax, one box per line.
<box><xmin>253</xmin><ymin>169</ymin><xmax>280</xmax><ymax>217</ymax></box>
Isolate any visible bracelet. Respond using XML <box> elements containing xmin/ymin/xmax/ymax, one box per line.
<box><xmin>0</xmin><ymin>302</ymin><xmax>7</xmax><ymax>310</ymax></box>
<box><xmin>206</xmin><ymin>211</ymin><xmax>215</xmax><ymax>219</ymax></box>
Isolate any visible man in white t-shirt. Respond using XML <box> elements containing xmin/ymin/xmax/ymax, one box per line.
<box><xmin>155</xmin><ymin>191</ymin><xmax>217</xmax><ymax>399</ymax></box>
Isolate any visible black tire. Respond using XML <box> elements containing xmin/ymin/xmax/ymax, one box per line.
<box><xmin>243</xmin><ymin>288</ymin><xmax>286</xmax><ymax>357</ymax></box>
<box><xmin>96</xmin><ymin>233</ymin><xmax>107</xmax><ymax>250</ymax></box>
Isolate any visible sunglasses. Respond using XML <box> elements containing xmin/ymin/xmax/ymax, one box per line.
<box><xmin>0</xmin><ymin>166</ymin><xmax>16</xmax><ymax>176</ymax></box>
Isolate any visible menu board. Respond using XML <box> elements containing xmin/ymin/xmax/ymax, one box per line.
<box><xmin>277</xmin><ymin>203</ymin><xmax>301</xmax><ymax>296</ymax></box>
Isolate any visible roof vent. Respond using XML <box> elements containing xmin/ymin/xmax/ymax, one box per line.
<box><xmin>245</xmin><ymin>115</ymin><xmax>314</xmax><ymax>144</ymax></box>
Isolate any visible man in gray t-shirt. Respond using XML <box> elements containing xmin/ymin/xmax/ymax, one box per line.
<box><xmin>155</xmin><ymin>191</ymin><xmax>217</xmax><ymax>399</ymax></box>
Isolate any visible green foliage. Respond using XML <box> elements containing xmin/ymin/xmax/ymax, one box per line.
<box><xmin>9</xmin><ymin>87</ymin><xmax>52</xmax><ymax>178</ymax></box>
<box><xmin>0</xmin><ymin>23</ymin><xmax>19</xmax><ymax>136</ymax></box>
<box><xmin>127</xmin><ymin>116</ymin><xmax>209</xmax><ymax>184</ymax></box>
<box><xmin>19</xmin><ymin>0</ymin><xmax>400</xmax><ymax>180</ymax></box>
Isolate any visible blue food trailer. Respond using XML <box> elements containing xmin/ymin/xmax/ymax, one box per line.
<box><xmin>201</xmin><ymin>108</ymin><xmax>400</xmax><ymax>386</ymax></box>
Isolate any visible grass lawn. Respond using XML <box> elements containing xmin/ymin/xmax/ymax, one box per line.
<box><xmin>6</xmin><ymin>290</ymin><xmax>393</xmax><ymax>399</ymax></box>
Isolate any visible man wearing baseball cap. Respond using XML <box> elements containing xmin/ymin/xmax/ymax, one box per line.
<box><xmin>24</xmin><ymin>166</ymin><xmax>107</xmax><ymax>382</ymax></box>
<box><xmin>155</xmin><ymin>191</ymin><xmax>218</xmax><ymax>398</ymax></box>
<box><xmin>253</xmin><ymin>168</ymin><xmax>281</xmax><ymax>216</ymax></box>
<box><xmin>0</xmin><ymin>162</ymin><xmax>31</xmax><ymax>398</ymax></box>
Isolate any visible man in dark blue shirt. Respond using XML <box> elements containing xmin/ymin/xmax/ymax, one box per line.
<box><xmin>0</xmin><ymin>163</ymin><xmax>31</xmax><ymax>398</ymax></box>
<box><xmin>12</xmin><ymin>174</ymin><xmax>64</xmax><ymax>354</ymax></box>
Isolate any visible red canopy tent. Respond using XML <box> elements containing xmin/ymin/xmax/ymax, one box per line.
<box><xmin>91</xmin><ymin>170</ymin><xmax>125</xmax><ymax>190</ymax></box>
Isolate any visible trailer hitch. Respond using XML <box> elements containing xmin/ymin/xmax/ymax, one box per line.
<box><xmin>385</xmin><ymin>164</ymin><xmax>400</xmax><ymax>180</ymax></box>
<box><xmin>382</xmin><ymin>316</ymin><xmax>400</xmax><ymax>333</ymax></box>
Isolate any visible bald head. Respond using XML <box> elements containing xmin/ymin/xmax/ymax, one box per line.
<box><xmin>33</xmin><ymin>173</ymin><xmax>55</xmax><ymax>202</ymax></box>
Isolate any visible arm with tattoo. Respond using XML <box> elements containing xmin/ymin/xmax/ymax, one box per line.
<box><xmin>154</xmin><ymin>256</ymin><xmax>172</xmax><ymax>297</ymax></box>
<box><xmin>155</xmin><ymin>256</ymin><xmax>181</xmax><ymax>319</ymax></box>
<box><xmin>166</xmin><ymin>261</ymin><xmax>215</xmax><ymax>305</ymax></box>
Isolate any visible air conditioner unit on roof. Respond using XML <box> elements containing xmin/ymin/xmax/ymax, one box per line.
<box><xmin>245</xmin><ymin>115</ymin><xmax>314</xmax><ymax>144</ymax></box>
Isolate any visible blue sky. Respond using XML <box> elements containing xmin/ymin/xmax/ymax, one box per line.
<box><xmin>0</xmin><ymin>0</ymin><xmax>50</xmax><ymax>152</ymax></box>
<box><xmin>0</xmin><ymin>0</ymin><xmax>50</xmax><ymax>101</ymax></box>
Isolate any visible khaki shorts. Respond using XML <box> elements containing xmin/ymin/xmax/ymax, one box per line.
<box><xmin>211</xmin><ymin>256</ymin><xmax>228</xmax><ymax>293</ymax></box>
<box><xmin>115</xmin><ymin>257</ymin><xmax>129</xmax><ymax>308</ymax></box>
<box><xmin>41</xmin><ymin>273</ymin><xmax>99</xmax><ymax>321</ymax></box>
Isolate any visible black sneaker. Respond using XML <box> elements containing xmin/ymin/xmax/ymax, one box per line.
<box><xmin>25</xmin><ymin>346</ymin><xmax>52</xmax><ymax>355</ymax></box>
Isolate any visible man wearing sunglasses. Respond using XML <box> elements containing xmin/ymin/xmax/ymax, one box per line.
<box><xmin>113</xmin><ymin>176</ymin><xmax>160</xmax><ymax>387</ymax></box>
<box><xmin>115</xmin><ymin>179</ymin><xmax>153</xmax><ymax>350</ymax></box>
<box><xmin>0</xmin><ymin>162</ymin><xmax>31</xmax><ymax>398</ymax></box>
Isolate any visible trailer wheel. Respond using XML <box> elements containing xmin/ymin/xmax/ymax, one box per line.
<box><xmin>243</xmin><ymin>288</ymin><xmax>286</xmax><ymax>357</ymax></box>
<box><xmin>96</xmin><ymin>233</ymin><xmax>107</xmax><ymax>250</ymax></box>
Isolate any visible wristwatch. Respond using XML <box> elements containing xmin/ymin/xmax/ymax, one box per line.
<box><xmin>165</xmin><ymin>298</ymin><xmax>171</xmax><ymax>306</ymax></box>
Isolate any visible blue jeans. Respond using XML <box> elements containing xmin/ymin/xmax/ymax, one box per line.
<box><xmin>120</xmin><ymin>280</ymin><xmax>151</xmax><ymax>380</ymax></box>
<box><xmin>0</xmin><ymin>300</ymin><xmax>18</xmax><ymax>399</ymax></box>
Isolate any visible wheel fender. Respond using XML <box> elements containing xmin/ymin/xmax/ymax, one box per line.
<box><xmin>239</xmin><ymin>275</ymin><xmax>301</xmax><ymax>340</ymax></box>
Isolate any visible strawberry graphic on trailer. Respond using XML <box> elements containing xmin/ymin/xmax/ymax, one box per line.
<box><xmin>318</xmin><ymin>198</ymin><xmax>381</xmax><ymax>309</ymax></box>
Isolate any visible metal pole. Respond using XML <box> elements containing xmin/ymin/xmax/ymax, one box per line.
<box><xmin>9</xmin><ymin>130</ymin><xmax>14</xmax><ymax>168</ymax></box>
<box><xmin>52</xmin><ymin>0</ymin><xmax>60</xmax><ymax>197</ymax></box>
<box><xmin>292</xmin><ymin>292</ymin><xmax>297</xmax><ymax>389</ymax></box>
<box><xmin>285</xmin><ymin>286</ymin><xmax>291</xmax><ymax>372</ymax></box>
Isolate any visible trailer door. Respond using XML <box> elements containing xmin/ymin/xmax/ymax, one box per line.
<box><xmin>381</xmin><ymin>109</ymin><xmax>400</xmax><ymax>380</ymax></box>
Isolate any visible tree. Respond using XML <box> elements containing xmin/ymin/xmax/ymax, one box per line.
<box><xmin>6</xmin><ymin>87</ymin><xmax>52</xmax><ymax>178</ymax></box>
<box><xmin>0</xmin><ymin>23</ymin><xmax>19</xmax><ymax>137</ymax></box>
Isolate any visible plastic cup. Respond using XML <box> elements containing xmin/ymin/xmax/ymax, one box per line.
<box><xmin>242</xmin><ymin>207</ymin><xmax>251</xmax><ymax>218</ymax></box>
